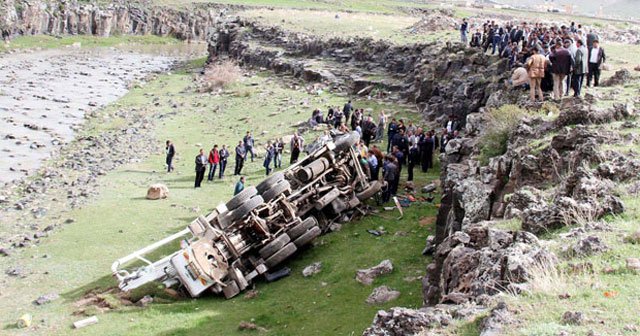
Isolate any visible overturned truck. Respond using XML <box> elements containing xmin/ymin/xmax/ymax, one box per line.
<box><xmin>112</xmin><ymin>131</ymin><xmax>382</xmax><ymax>298</ymax></box>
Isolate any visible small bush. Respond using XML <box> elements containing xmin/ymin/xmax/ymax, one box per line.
<box><xmin>478</xmin><ymin>104</ymin><xmax>529</xmax><ymax>165</ymax></box>
<box><xmin>199</xmin><ymin>61</ymin><xmax>241</xmax><ymax>92</ymax></box>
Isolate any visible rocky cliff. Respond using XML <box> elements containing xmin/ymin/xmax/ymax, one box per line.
<box><xmin>1</xmin><ymin>0</ymin><xmax>227</xmax><ymax>40</ymax></box>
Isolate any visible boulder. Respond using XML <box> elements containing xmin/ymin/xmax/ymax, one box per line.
<box><xmin>567</xmin><ymin>235</ymin><xmax>609</xmax><ymax>257</ymax></box>
<box><xmin>146</xmin><ymin>184</ymin><xmax>169</xmax><ymax>200</ymax></box>
<box><xmin>34</xmin><ymin>293</ymin><xmax>59</xmax><ymax>305</ymax></box>
<box><xmin>356</xmin><ymin>260</ymin><xmax>393</xmax><ymax>285</ymax></box>
<box><xmin>363</xmin><ymin>307</ymin><xmax>452</xmax><ymax>335</ymax></box>
<box><xmin>479</xmin><ymin>302</ymin><xmax>513</xmax><ymax>336</ymax></box>
<box><xmin>602</xmin><ymin>68</ymin><xmax>631</xmax><ymax>87</ymax></box>
<box><xmin>366</xmin><ymin>286</ymin><xmax>400</xmax><ymax>304</ymax></box>
<box><xmin>561</xmin><ymin>311</ymin><xmax>585</xmax><ymax>326</ymax></box>
<box><xmin>626</xmin><ymin>258</ymin><xmax>640</xmax><ymax>272</ymax></box>
<box><xmin>302</xmin><ymin>262</ymin><xmax>322</xmax><ymax>277</ymax></box>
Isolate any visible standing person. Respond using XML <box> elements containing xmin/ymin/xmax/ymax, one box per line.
<box><xmin>526</xmin><ymin>47</ymin><xmax>548</xmax><ymax>102</ymax></box>
<box><xmin>367</xmin><ymin>150</ymin><xmax>379</xmax><ymax>181</ymax></box>
<box><xmin>234</xmin><ymin>141</ymin><xmax>245</xmax><ymax>176</ymax></box>
<box><xmin>290</xmin><ymin>132</ymin><xmax>304</xmax><ymax>164</ymax></box>
<box><xmin>587</xmin><ymin>39</ymin><xmax>605</xmax><ymax>87</ymax></box>
<box><xmin>234</xmin><ymin>176</ymin><xmax>245</xmax><ymax>196</ymax></box>
<box><xmin>549</xmin><ymin>39</ymin><xmax>573</xmax><ymax>101</ymax></box>
<box><xmin>194</xmin><ymin>148</ymin><xmax>206</xmax><ymax>188</ymax></box>
<box><xmin>333</xmin><ymin>108</ymin><xmax>343</xmax><ymax>129</ymax></box>
<box><xmin>207</xmin><ymin>145</ymin><xmax>220</xmax><ymax>181</ymax></box>
<box><xmin>572</xmin><ymin>39</ymin><xmax>588</xmax><ymax>97</ymax></box>
<box><xmin>274</xmin><ymin>138</ymin><xmax>284</xmax><ymax>169</ymax></box>
<box><xmin>407</xmin><ymin>139</ymin><xmax>420</xmax><ymax>182</ymax></box>
<box><xmin>362</xmin><ymin>116</ymin><xmax>377</xmax><ymax>147</ymax></box>
<box><xmin>586</xmin><ymin>30</ymin><xmax>599</xmax><ymax>49</ymax></box>
<box><xmin>460</xmin><ymin>18</ymin><xmax>469</xmax><ymax>44</ymax></box>
<box><xmin>219</xmin><ymin>144</ymin><xmax>229</xmax><ymax>179</ymax></box>
<box><xmin>375</xmin><ymin>110</ymin><xmax>387</xmax><ymax>142</ymax></box>
<box><xmin>243</xmin><ymin>131</ymin><xmax>255</xmax><ymax>162</ymax></box>
<box><xmin>419</xmin><ymin>130</ymin><xmax>434</xmax><ymax>172</ymax></box>
<box><xmin>565</xmin><ymin>38</ymin><xmax>577</xmax><ymax>96</ymax></box>
<box><xmin>382</xmin><ymin>155</ymin><xmax>398</xmax><ymax>203</ymax></box>
<box><xmin>343</xmin><ymin>100</ymin><xmax>353</xmax><ymax>125</ymax></box>
<box><xmin>165</xmin><ymin>140</ymin><xmax>175</xmax><ymax>173</ymax></box>
<box><xmin>387</xmin><ymin>118</ymin><xmax>398</xmax><ymax>152</ymax></box>
<box><xmin>391</xmin><ymin>145</ymin><xmax>404</xmax><ymax>191</ymax></box>
<box><xmin>391</xmin><ymin>129</ymin><xmax>408</xmax><ymax>163</ymax></box>
<box><xmin>263</xmin><ymin>141</ymin><xmax>275</xmax><ymax>175</ymax></box>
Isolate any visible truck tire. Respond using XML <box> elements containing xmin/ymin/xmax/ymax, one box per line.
<box><xmin>265</xmin><ymin>243</ymin><xmax>297</xmax><ymax>269</ymax></box>
<box><xmin>262</xmin><ymin>180</ymin><xmax>290</xmax><ymax>203</ymax></box>
<box><xmin>293</xmin><ymin>226</ymin><xmax>321</xmax><ymax>248</ymax></box>
<box><xmin>256</xmin><ymin>172</ymin><xmax>285</xmax><ymax>194</ymax></box>
<box><xmin>227</xmin><ymin>195</ymin><xmax>264</xmax><ymax>223</ymax></box>
<box><xmin>222</xmin><ymin>279</ymin><xmax>240</xmax><ymax>299</ymax></box>
<box><xmin>226</xmin><ymin>186</ymin><xmax>257</xmax><ymax>211</ymax></box>
<box><xmin>356</xmin><ymin>180</ymin><xmax>383</xmax><ymax>201</ymax></box>
<box><xmin>333</xmin><ymin>132</ymin><xmax>360</xmax><ymax>152</ymax></box>
<box><xmin>287</xmin><ymin>217</ymin><xmax>318</xmax><ymax>240</ymax></box>
<box><xmin>258</xmin><ymin>234</ymin><xmax>291</xmax><ymax>259</ymax></box>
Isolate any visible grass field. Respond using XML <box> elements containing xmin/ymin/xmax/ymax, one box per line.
<box><xmin>0</xmin><ymin>58</ymin><xmax>439</xmax><ymax>335</ymax></box>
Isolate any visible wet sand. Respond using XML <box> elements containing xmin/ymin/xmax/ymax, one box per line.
<box><xmin>0</xmin><ymin>47</ymin><xmax>176</xmax><ymax>185</ymax></box>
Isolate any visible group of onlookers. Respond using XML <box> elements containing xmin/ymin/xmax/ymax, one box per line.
<box><xmin>461</xmin><ymin>18</ymin><xmax>607</xmax><ymax>101</ymax></box>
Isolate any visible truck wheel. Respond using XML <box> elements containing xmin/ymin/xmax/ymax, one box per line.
<box><xmin>226</xmin><ymin>186</ymin><xmax>257</xmax><ymax>211</ymax></box>
<box><xmin>258</xmin><ymin>234</ymin><xmax>291</xmax><ymax>259</ymax></box>
<box><xmin>293</xmin><ymin>226</ymin><xmax>321</xmax><ymax>248</ymax></box>
<box><xmin>256</xmin><ymin>172</ymin><xmax>285</xmax><ymax>194</ymax></box>
<box><xmin>222</xmin><ymin>280</ymin><xmax>240</xmax><ymax>299</ymax></box>
<box><xmin>356</xmin><ymin>180</ymin><xmax>383</xmax><ymax>201</ymax></box>
<box><xmin>265</xmin><ymin>243</ymin><xmax>297</xmax><ymax>269</ymax></box>
<box><xmin>262</xmin><ymin>180</ymin><xmax>291</xmax><ymax>203</ymax></box>
<box><xmin>228</xmin><ymin>195</ymin><xmax>264</xmax><ymax>223</ymax></box>
<box><xmin>287</xmin><ymin>217</ymin><xmax>318</xmax><ymax>240</ymax></box>
<box><xmin>333</xmin><ymin>132</ymin><xmax>360</xmax><ymax>152</ymax></box>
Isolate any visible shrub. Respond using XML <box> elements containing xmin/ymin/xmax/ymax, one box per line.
<box><xmin>199</xmin><ymin>61</ymin><xmax>241</xmax><ymax>92</ymax></box>
<box><xmin>478</xmin><ymin>104</ymin><xmax>528</xmax><ymax>165</ymax></box>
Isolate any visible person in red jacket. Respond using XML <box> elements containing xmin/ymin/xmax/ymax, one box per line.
<box><xmin>207</xmin><ymin>145</ymin><xmax>220</xmax><ymax>181</ymax></box>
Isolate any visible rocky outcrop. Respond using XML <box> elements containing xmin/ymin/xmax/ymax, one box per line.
<box><xmin>425</xmin><ymin>90</ymin><xmax>638</xmax><ymax>310</ymax></box>
<box><xmin>1</xmin><ymin>0</ymin><xmax>227</xmax><ymax>40</ymax></box>
<box><xmin>423</xmin><ymin>221</ymin><xmax>556</xmax><ymax>305</ymax></box>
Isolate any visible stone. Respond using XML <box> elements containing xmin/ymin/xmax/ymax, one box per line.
<box><xmin>422</xmin><ymin>235</ymin><xmax>436</xmax><ymax>255</ymax></box>
<box><xmin>136</xmin><ymin>295</ymin><xmax>153</xmax><ymax>307</ymax></box>
<box><xmin>602</xmin><ymin>68</ymin><xmax>631</xmax><ymax>87</ymax></box>
<box><xmin>356</xmin><ymin>259</ymin><xmax>393</xmax><ymax>285</ymax></box>
<box><xmin>568</xmin><ymin>235</ymin><xmax>609</xmax><ymax>257</ymax></box>
<box><xmin>0</xmin><ymin>247</ymin><xmax>11</xmax><ymax>257</ymax></box>
<box><xmin>561</xmin><ymin>311</ymin><xmax>585</xmax><ymax>325</ymax></box>
<box><xmin>366</xmin><ymin>286</ymin><xmax>400</xmax><ymax>304</ymax></box>
<box><xmin>422</xmin><ymin>183</ymin><xmax>437</xmax><ymax>193</ymax></box>
<box><xmin>146</xmin><ymin>184</ymin><xmax>169</xmax><ymax>200</ymax></box>
<box><xmin>363</xmin><ymin>307</ymin><xmax>452</xmax><ymax>335</ymax></box>
<box><xmin>34</xmin><ymin>293</ymin><xmax>59</xmax><ymax>305</ymax></box>
<box><xmin>302</xmin><ymin>262</ymin><xmax>322</xmax><ymax>277</ymax></box>
<box><xmin>479</xmin><ymin>302</ymin><xmax>513</xmax><ymax>336</ymax></box>
<box><xmin>626</xmin><ymin>258</ymin><xmax>640</xmax><ymax>272</ymax></box>
<box><xmin>17</xmin><ymin>314</ymin><xmax>32</xmax><ymax>328</ymax></box>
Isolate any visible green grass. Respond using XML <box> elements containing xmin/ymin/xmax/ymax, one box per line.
<box><xmin>0</xmin><ymin>62</ymin><xmax>437</xmax><ymax>335</ymax></box>
<box><xmin>0</xmin><ymin>35</ymin><xmax>181</xmax><ymax>53</ymax></box>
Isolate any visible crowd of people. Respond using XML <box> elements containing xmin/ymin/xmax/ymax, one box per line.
<box><xmin>165</xmin><ymin>100</ymin><xmax>463</xmax><ymax>204</ymax></box>
<box><xmin>460</xmin><ymin>18</ymin><xmax>606</xmax><ymax>101</ymax></box>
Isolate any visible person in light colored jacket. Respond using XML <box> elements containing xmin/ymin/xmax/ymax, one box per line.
<box><xmin>526</xmin><ymin>47</ymin><xmax>549</xmax><ymax>102</ymax></box>
<box><xmin>571</xmin><ymin>39</ymin><xmax>589</xmax><ymax>97</ymax></box>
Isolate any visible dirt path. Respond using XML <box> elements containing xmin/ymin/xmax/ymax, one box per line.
<box><xmin>0</xmin><ymin>47</ymin><xmax>175</xmax><ymax>185</ymax></box>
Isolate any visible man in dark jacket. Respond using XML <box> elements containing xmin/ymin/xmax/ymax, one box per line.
<box><xmin>165</xmin><ymin>140</ymin><xmax>175</xmax><ymax>173</ymax></box>
<box><xmin>382</xmin><ymin>155</ymin><xmax>398</xmax><ymax>203</ymax></box>
<box><xmin>234</xmin><ymin>141</ymin><xmax>245</xmax><ymax>176</ymax></box>
<box><xmin>419</xmin><ymin>131</ymin><xmax>434</xmax><ymax>172</ymax></box>
<box><xmin>387</xmin><ymin>118</ymin><xmax>398</xmax><ymax>152</ymax></box>
<box><xmin>549</xmin><ymin>39</ymin><xmax>574</xmax><ymax>100</ymax></box>
<box><xmin>342</xmin><ymin>100</ymin><xmax>353</xmax><ymax>125</ymax></box>
<box><xmin>194</xmin><ymin>148</ymin><xmax>206</xmax><ymax>188</ymax></box>
<box><xmin>587</xmin><ymin>40</ymin><xmax>606</xmax><ymax>87</ymax></box>
<box><xmin>243</xmin><ymin>131</ymin><xmax>255</xmax><ymax>162</ymax></box>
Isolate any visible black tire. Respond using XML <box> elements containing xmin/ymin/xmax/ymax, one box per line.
<box><xmin>265</xmin><ymin>243</ymin><xmax>297</xmax><ymax>268</ymax></box>
<box><xmin>222</xmin><ymin>280</ymin><xmax>240</xmax><ymax>299</ymax></box>
<box><xmin>287</xmin><ymin>217</ymin><xmax>318</xmax><ymax>240</ymax></box>
<box><xmin>258</xmin><ymin>234</ymin><xmax>291</xmax><ymax>259</ymax></box>
<box><xmin>226</xmin><ymin>186</ymin><xmax>257</xmax><ymax>211</ymax></box>
<box><xmin>293</xmin><ymin>226</ymin><xmax>321</xmax><ymax>248</ymax></box>
<box><xmin>256</xmin><ymin>172</ymin><xmax>285</xmax><ymax>194</ymax></box>
<box><xmin>228</xmin><ymin>195</ymin><xmax>264</xmax><ymax>223</ymax></box>
<box><xmin>262</xmin><ymin>180</ymin><xmax>291</xmax><ymax>202</ymax></box>
<box><xmin>333</xmin><ymin>132</ymin><xmax>360</xmax><ymax>152</ymax></box>
<box><xmin>356</xmin><ymin>180</ymin><xmax>383</xmax><ymax>201</ymax></box>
